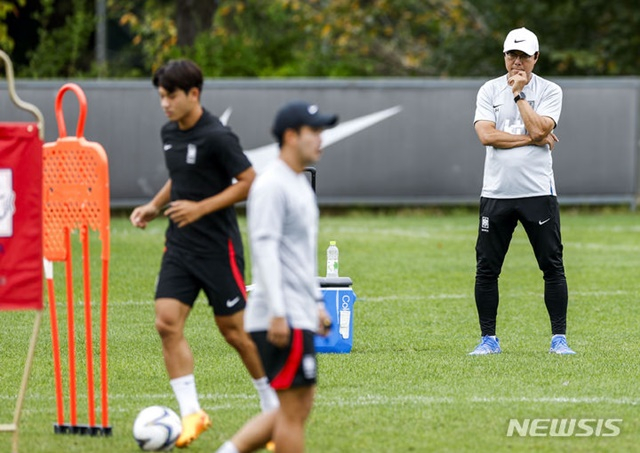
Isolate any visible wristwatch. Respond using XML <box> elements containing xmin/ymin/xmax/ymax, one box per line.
<box><xmin>514</xmin><ymin>92</ymin><xmax>526</xmax><ymax>103</ymax></box>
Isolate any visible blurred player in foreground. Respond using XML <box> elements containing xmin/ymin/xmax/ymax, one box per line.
<box><xmin>215</xmin><ymin>101</ymin><xmax>336</xmax><ymax>453</ymax></box>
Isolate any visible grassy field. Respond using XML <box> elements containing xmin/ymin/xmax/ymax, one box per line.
<box><xmin>2</xmin><ymin>208</ymin><xmax>640</xmax><ymax>452</ymax></box>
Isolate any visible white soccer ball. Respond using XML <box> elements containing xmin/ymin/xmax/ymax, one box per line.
<box><xmin>133</xmin><ymin>405</ymin><xmax>182</xmax><ymax>451</ymax></box>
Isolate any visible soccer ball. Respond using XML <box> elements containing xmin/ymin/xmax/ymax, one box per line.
<box><xmin>133</xmin><ymin>406</ymin><xmax>182</xmax><ymax>451</ymax></box>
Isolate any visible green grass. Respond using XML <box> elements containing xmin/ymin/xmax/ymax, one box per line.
<box><xmin>2</xmin><ymin>209</ymin><xmax>640</xmax><ymax>452</ymax></box>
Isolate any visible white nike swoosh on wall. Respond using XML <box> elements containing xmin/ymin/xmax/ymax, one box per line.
<box><xmin>219</xmin><ymin>107</ymin><xmax>232</xmax><ymax>126</ymax></box>
<box><xmin>220</xmin><ymin>106</ymin><xmax>402</xmax><ymax>174</ymax></box>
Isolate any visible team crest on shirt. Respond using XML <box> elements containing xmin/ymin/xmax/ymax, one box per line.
<box><xmin>302</xmin><ymin>354</ymin><xmax>316</xmax><ymax>379</ymax></box>
<box><xmin>186</xmin><ymin>144</ymin><xmax>197</xmax><ymax>164</ymax></box>
<box><xmin>481</xmin><ymin>216</ymin><xmax>490</xmax><ymax>233</ymax></box>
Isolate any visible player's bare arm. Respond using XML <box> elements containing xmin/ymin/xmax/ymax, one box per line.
<box><xmin>509</xmin><ymin>69</ymin><xmax>557</xmax><ymax>141</ymax></box>
<box><xmin>475</xmin><ymin>120</ymin><xmax>558</xmax><ymax>151</ymax></box>
<box><xmin>533</xmin><ymin>131</ymin><xmax>559</xmax><ymax>151</ymax></box>
<box><xmin>317</xmin><ymin>305</ymin><xmax>332</xmax><ymax>337</ymax></box>
<box><xmin>166</xmin><ymin>166</ymin><xmax>256</xmax><ymax>228</ymax></box>
<box><xmin>267</xmin><ymin>316</ymin><xmax>290</xmax><ymax>348</ymax></box>
<box><xmin>516</xmin><ymin>103</ymin><xmax>559</xmax><ymax>151</ymax></box>
<box><xmin>474</xmin><ymin>120</ymin><xmax>535</xmax><ymax>149</ymax></box>
<box><xmin>130</xmin><ymin>179</ymin><xmax>172</xmax><ymax>229</ymax></box>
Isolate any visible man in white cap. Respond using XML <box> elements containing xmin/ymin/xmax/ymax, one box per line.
<box><xmin>469</xmin><ymin>27</ymin><xmax>576</xmax><ymax>355</ymax></box>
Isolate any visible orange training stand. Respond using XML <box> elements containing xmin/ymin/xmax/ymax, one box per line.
<box><xmin>42</xmin><ymin>83</ymin><xmax>111</xmax><ymax>436</ymax></box>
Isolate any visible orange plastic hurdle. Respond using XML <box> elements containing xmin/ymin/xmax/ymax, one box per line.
<box><xmin>42</xmin><ymin>83</ymin><xmax>112</xmax><ymax>436</ymax></box>
<box><xmin>0</xmin><ymin>49</ymin><xmax>45</xmax><ymax>453</ymax></box>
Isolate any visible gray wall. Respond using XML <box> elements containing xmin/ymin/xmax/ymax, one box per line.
<box><xmin>1</xmin><ymin>78</ymin><xmax>639</xmax><ymax>208</ymax></box>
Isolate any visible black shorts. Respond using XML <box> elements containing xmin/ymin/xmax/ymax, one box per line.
<box><xmin>250</xmin><ymin>330</ymin><xmax>317</xmax><ymax>390</ymax></box>
<box><xmin>155</xmin><ymin>245</ymin><xmax>246</xmax><ymax>316</ymax></box>
<box><xmin>476</xmin><ymin>196</ymin><xmax>565</xmax><ymax>277</ymax></box>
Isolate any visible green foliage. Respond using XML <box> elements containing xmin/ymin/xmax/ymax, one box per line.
<box><xmin>180</xmin><ymin>2</ymin><xmax>301</xmax><ymax>77</ymax></box>
<box><xmin>287</xmin><ymin>0</ymin><xmax>488</xmax><ymax>77</ymax></box>
<box><xmin>2</xmin><ymin>211</ymin><xmax>640</xmax><ymax>452</ymax></box>
<box><xmin>108</xmin><ymin>0</ymin><xmax>177</xmax><ymax>73</ymax></box>
<box><xmin>471</xmin><ymin>0</ymin><xmax>640</xmax><ymax>76</ymax></box>
<box><xmin>5</xmin><ymin>0</ymin><xmax>640</xmax><ymax>77</ymax></box>
<box><xmin>0</xmin><ymin>0</ymin><xmax>25</xmax><ymax>52</ymax></box>
<box><xmin>22</xmin><ymin>0</ymin><xmax>95</xmax><ymax>77</ymax></box>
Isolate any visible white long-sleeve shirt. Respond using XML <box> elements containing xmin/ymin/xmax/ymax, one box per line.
<box><xmin>244</xmin><ymin>158</ymin><xmax>322</xmax><ymax>332</ymax></box>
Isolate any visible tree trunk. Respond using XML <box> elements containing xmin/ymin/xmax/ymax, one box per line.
<box><xmin>176</xmin><ymin>0</ymin><xmax>219</xmax><ymax>47</ymax></box>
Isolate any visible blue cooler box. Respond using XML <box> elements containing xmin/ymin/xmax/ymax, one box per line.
<box><xmin>315</xmin><ymin>277</ymin><xmax>357</xmax><ymax>353</ymax></box>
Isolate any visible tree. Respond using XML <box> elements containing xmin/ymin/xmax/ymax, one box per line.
<box><xmin>471</xmin><ymin>0</ymin><xmax>640</xmax><ymax>76</ymax></box>
<box><xmin>0</xmin><ymin>0</ymin><xmax>25</xmax><ymax>53</ymax></box>
<box><xmin>175</xmin><ymin>0</ymin><xmax>219</xmax><ymax>47</ymax></box>
<box><xmin>112</xmin><ymin>0</ymin><xmax>220</xmax><ymax>72</ymax></box>
<box><xmin>4</xmin><ymin>0</ymin><xmax>640</xmax><ymax>78</ymax></box>
<box><xmin>23</xmin><ymin>0</ymin><xmax>95</xmax><ymax>77</ymax></box>
<box><xmin>291</xmin><ymin>0</ymin><xmax>490</xmax><ymax>76</ymax></box>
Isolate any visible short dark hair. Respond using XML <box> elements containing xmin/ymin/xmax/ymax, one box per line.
<box><xmin>274</xmin><ymin>125</ymin><xmax>302</xmax><ymax>148</ymax></box>
<box><xmin>152</xmin><ymin>59</ymin><xmax>203</xmax><ymax>96</ymax></box>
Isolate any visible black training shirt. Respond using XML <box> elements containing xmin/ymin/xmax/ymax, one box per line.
<box><xmin>160</xmin><ymin>109</ymin><xmax>251</xmax><ymax>256</ymax></box>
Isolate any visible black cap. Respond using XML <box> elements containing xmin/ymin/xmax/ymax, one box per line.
<box><xmin>272</xmin><ymin>101</ymin><xmax>338</xmax><ymax>142</ymax></box>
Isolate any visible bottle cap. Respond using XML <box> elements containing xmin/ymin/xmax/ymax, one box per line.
<box><xmin>329</xmin><ymin>241</ymin><xmax>336</xmax><ymax>246</ymax></box>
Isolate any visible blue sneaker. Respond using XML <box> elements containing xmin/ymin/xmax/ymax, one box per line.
<box><xmin>469</xmin><ymin>336</ymin><xmax>501</xmax><ymax>355</ymax></box>
<box><xmin>549</xmin><ymin>335</ymin><xmax>576</xmax><ymax>354</ymax></box>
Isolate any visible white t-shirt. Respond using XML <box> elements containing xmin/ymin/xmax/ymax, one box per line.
<box><xmin>474</xmin><ymin>73</ymin><xmax>562</xmax><ymax>198</ymax></box>
<box><xmin>244</xmin><ymin>158</ymin><xmax>322</xmax><ymax>332</ymax></box>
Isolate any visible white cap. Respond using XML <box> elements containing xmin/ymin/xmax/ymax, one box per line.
<box><xmin>503</xmin><ymin>27</ymin><xmax>539</xmax><ymax>56</ymax></box>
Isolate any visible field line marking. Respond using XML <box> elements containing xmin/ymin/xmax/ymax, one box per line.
<box><xmin>8</xmin><ymin>393</ymin><xmax>639</xmax><ymax>414</ymax></box>
<box><xmin>361</xmin><ymin>289</ymin><xmax>636</xmax><ymax>303</ymax></box>
<box><xmin>98</xmin><ymin>288</ymin><xmax>637</xmax><ymax>306</ymax></box>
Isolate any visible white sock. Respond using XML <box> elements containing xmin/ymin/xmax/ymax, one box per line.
<box><xmin>170</xmin><ymin>374</ymin><xmax>201</xmax><ymax>417</ymax></box>
<box><xmin>552</xmin><ymin>334</ymin><xmax>566</xmax><ymax>339</ymax></box>
<box><xmin>253</xmin><ymin>377</ymin><xmax>279</xmax><ymax>412</ymax></box>
<box><xmin>216</xmin><ymin>441</ymin><xmax>239</xmax><ymax>453</ymax></box>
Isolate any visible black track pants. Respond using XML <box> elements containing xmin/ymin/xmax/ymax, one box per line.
<box><xmin>474</xmin><ymin>196</ymin><xmax>568</xmax><ymax>336</ymax></box>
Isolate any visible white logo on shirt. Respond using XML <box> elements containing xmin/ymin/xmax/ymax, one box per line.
<box><xmin>163</xmin><ymin>143</ymin><xmax>172</xmax><ymax>151</ymax></box>
<box><xmin>186</xmin><ymin>144</ymin><xmax>197</xmax><ymax>164</ymax></box>
<box><xmin>503</xmin><ymin>118</ymin><xmax>526</xmax><ymax>135</ymax></box>
<box><xmin>226</xmin><ymin>296</ymin><xmax>240</xmax><ymax>308</ymax></box>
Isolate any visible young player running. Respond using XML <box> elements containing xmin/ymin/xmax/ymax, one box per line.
<box><xmin>130</xmin><ymin>59</ymin><xmax>278</xmax><ymax>448</ymax></box>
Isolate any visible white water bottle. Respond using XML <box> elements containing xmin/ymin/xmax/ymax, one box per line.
<box><xmin>326</xmin><ymin>241</ymin><xmax>339</xmax><ymax>277</ymax></box>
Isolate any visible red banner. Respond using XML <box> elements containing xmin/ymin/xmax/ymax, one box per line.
<box><xmin>0</xmin><ymin>122</ymin><xmax>43</xmax><ymax>310</ymax></box>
